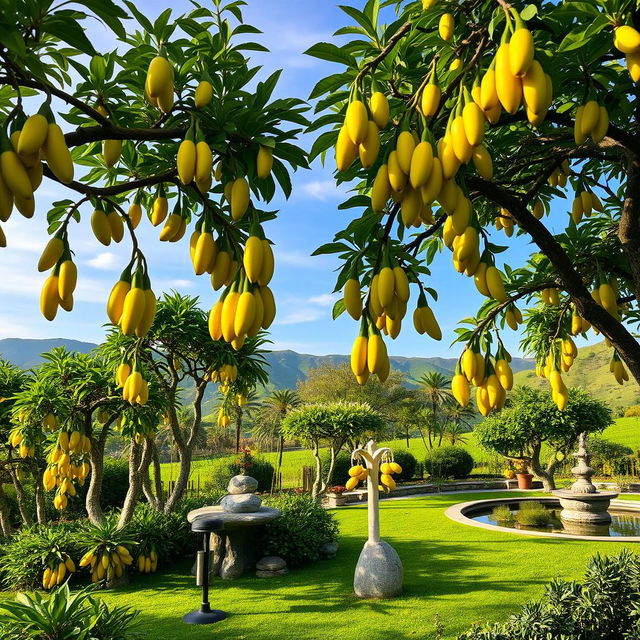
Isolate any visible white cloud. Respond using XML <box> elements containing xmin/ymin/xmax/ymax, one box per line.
<box><xmin>275</xmin><ymin>308</ymin><xmax>325</xmax><ymax>325</ymax></box>
<box><xmin>87</xmin><ymin>252</ymin><xmax>118</xmax><ymax>270</ymax></box>
<box><xmin>274</xmin><ymin>292</ymin><xmax>337</xmax><ymax>325</ymax></box>
<box><xmin>307</xmin><ymin>293</ymin><xmax>337</xmax><ymax>307</ymax></box>
<box><xmin>298</xmin><ymin>180</ymin><xmax>346</xmax><ymax>201</ymax></box>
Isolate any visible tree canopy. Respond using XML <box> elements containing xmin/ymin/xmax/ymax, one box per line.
<box><xmin>309</xmin><ymin>0</ymin><xmax>640</xmax><ymax>417</ymax></box>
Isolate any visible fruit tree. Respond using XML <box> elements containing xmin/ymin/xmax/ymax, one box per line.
<box><xmin>309</xmin><ymin>0</ymin><xmax>640</xmax><ymax>414</ymax></box>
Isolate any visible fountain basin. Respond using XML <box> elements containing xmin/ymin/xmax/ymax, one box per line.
<box><xmin>445</xmin><ymin>497</ymin><xmax>640</xmax><ymax>541</ymax></box>
<box><xmin>553</xmin><ymin>489</ymin><xmax>618</xmax><ymax>524</ymax></box>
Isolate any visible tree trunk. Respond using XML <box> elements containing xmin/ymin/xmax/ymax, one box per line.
<box><xmin>323</xmin><ymin>445</ymin><xmax>338</xmax><ymax>492</ymax></box>
<box><xmin>86</xmin><ymin>418</ymin><xmax>110</xmax><ymax>525</ymax></box>
<box><xmin>9</xmin><ymin>467</ymin><xmax>32</xmax><ymax>526</ymax></box>
<box><xmin>619</xmin><ymin>155</ymin><xmax>640</xmax><ymax>306</ymax></box>
<box><xmin>33</xmin><ymin>470</ymin><xmax>47</xmax><ymax>525</ymax></box>
<box><xmin>311</xmin><ymin>440</ymin><xmax>323</xmax><ymax>500</ymax></box>
<box><xmin>528</xmin><ymin>442</ymin><xmax>556</xmax><ymax>492</ymax></box>
<box><xmin>235</xmin><ymin>405</ymin><xmax>243</xmax><ymax>453</ymax></box>
<box><xmin>164</xmin><ymin>382</ymin><xmax>206</xmax><ymax>513</ymax></box>
<box><xmin>142</xmin><ymin>440</ymin><xmax>164</xmax><ymax>511</ymax></box>
<box><xmin>119</xmin><ymin>439</ymin><xmax>153</xmax><ymax>528</ymax></box>
<box><xmin>0</xmin><ymin>482</ymin><xmax>13</xmax><ymax>537</ymax></box>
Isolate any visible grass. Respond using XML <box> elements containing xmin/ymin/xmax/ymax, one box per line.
<box><xmin>54</xmin><ymin>490</ymin><xmax>634</xmax><ymax>640</ymax></box>
<box><xmin>161</xmin><ymin>417</ymin><xmax>640</xmax><ymax>491</ymax></box>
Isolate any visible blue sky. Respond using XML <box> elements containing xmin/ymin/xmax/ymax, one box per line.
<box><xmin>0</xmin><ymin>0</ymin><xmax>597</xmax><ymax>359</ymax></box>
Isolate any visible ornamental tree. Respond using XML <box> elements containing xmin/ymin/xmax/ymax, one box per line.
<box><xmin>282</xmin><ymin>401</ymin><xmax>384</xmax><ymax>498</ymax></box>
<box><xmin>309</xmin><ymin>0</ymin><xmax>640</xmax><ymax>415</ymax></box>
<box><xmin>475</xmin><ymin>386</ymin><xmax>611</xmax><ymax>490</ymax></box>
<box><xmin>0</xmin><ymin>1</ymin><xmax>306</xmax><ymax>389</ymax></box>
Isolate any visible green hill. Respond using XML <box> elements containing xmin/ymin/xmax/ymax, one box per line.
<box><xmin>513</xmin><ymin>340</ymin><xmax>640</xmax><ymax>410</ymax></box>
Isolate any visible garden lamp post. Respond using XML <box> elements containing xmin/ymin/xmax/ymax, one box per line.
<box><xmin>352</xmin><ymin>440</ymin><xmax>403</xmax><ymax>598</ymax></box>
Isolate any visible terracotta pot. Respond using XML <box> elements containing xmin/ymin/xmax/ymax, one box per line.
<box><xmin>516</xmin><ymin>473</ymin><xmax>533</xmax><ymax>490</ymax></box>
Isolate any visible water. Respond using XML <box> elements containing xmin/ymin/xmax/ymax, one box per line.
<box><xmin>470</xmin><ymin>502</ymin><xmax>640</xmax><ymax>537</ymax></box>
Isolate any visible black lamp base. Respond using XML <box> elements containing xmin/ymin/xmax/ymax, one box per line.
<box><xmin>183</xmin><ymin>607</ymin><xmax>227</xmax><ymax>625</ymax></box>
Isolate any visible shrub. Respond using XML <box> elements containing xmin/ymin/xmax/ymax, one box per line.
<box><xmin>211</xmin><ymin>454</ymin><xmax>275</xmax><ymax>493</ymax></box>
<box><xmin>458</xmin><ymin>550</ymin><xmax>640</xmax><ymax>640</ymax></box>
<box><xmin>515</xmin><ymin>501</ymin><xmax>551</xmax><ymax>527</ymax></box>
<box><xmin>490</xmin><ymin>504</ymin><xmax>515</xmax><ymax>524</ymax></box>
<box><xmin>0</xmin><ymin>584</ymin><xmax>140</xmax><ymax>640</ymax></box>
<box><xmin>588</xmin><ymin>437</ymin><xmax>634</xmax><ymax>476</ymax></box>
<box><xmin>392</xmin><ymin>450</ymin><xmax>417</xmax><ymax>482</ymax></box>
<box><xmin>424</xmin><ymin>446</ymin><xmax>474</xmax><ymax>479</ymax></box>
<box><xmin>0</xmin><ymin>522</ymin><xmax>82</xmax><ymax>590</ymax></box>
<box><xmin>624</xmin><ymin>405</ymin><xmax>640</xmax><ymax>418</ymax></box>
<box><xmin>261</xmin><ymin>493</ymin><xmax>339</xmax><ymax>567</ymax></box>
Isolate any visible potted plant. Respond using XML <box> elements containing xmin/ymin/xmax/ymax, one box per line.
<box><xmin>514</xmin><ymin>461</ymin><xmax>533</xmax><ymax>490</ymax></box>
<box><xmin>326</xmin><ymin>485</ymin><xmax>347</xmax><ymax>507</ymax></box>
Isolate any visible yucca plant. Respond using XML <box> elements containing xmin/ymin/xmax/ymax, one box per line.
<box><xmin>0</xmin><ymin>583</ymin><xmax>140</xmax><ymax>640</ymax></box>
<box><xmin>75</xmin><ymin>515</ymin><xmax>135</xmax><ymax>586</ymax></box>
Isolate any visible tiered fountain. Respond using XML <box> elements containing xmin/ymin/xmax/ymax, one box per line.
<box><xmin>553</xmin><ymin>432</ymin><xmax>618</xmax><ymax>535</ymax></box>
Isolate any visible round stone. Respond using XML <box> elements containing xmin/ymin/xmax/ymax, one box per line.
<box><xmin>320</xmin><ymin>542</ymin><xmax>339</xmax><ymax>559</ymax></box>
<box><xmin>256</xmin><ymin>556</ymin><xmax>286</xmax><ymax>571</ymax></box>
<box><xmin>354</xmin><ymin>540</ymin><xmax>403</xmax><ymax>599</ymax></box>
<box><xmin>227</xmin><ymin>475</ymin><xmax>258</xmax><ymax>495</ymax></box>
<box><xmin>221</xmin><ymin>493</ymin><xmax>262</xmax><ymax>513</ymax></box>
<box><xmin>256</xmin><ymin>568</ymin><xmax>289</xmax><ymax>578</ymax></box>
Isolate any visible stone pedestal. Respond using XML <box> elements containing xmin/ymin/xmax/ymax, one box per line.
<box><xmin>354</xmin><ymin>540</ymin><xmax>403</xmax><ymax>599</ymax></box>
<box><xmin>555</xmin><ymin>490</ymin><xmax>618</xmax><ymax>524</ymax></box>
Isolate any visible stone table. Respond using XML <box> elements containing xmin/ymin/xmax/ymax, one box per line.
<box><xmin>187</xmin><ymin>505</ymin><xmax>281</xmax><ymax>579</ymax></box>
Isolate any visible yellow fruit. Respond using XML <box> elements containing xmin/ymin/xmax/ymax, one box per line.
<box><xmin>521</xmin><ymin>60</ymin><xmax>547</xmax><ymax>115</ymax></box>
<box><xmin>421</xmin><ymin>157</ymin><xmax>443</xmax><ymax>203</ymax></box>
<box><xmin>38</xmin><ymin>236</ymin><xmax>64</xmax><ymax>272</ymax></box>
<box><xmin>194</xmin><ymin>232</ymin><xmax>214</xmax><ymax>275</ymax></box>
<box><xmin>388</xmin><ymin>150</ymin><xmax>407</xmax><ymax>192</ymax></box>
<box><xmin>480</xmin><ymin>69</ymin><xmax>499</xmax><ymax>110</ymax></box>
<box><xmin>351</xmin><ymin>335</ymin><xmax>368</xmax><ymax>377</ymax></box>
<box><xmin>103</xmin><ymin>139</ymin><xmax>122</xmax><ymax>168</ymax></box>
<box><xmin>260</xmin><ymin>285</ymin><xmax>276</xmax><ymax>329</ymax></box>
<box><xmin>208</xmin><ymin>300</ymin><xmax>223</xmax><ymax>340</ymax></box>
<box><xmin>346</xmin><ymin>476</ymin><xmax>360</xmax><ymax>491</ymax></box>
<box><xmin>90</xmin><ymin>209</ymin><xmax>111</xmax><ymax>246</ymax></box>
<box><xmin>159</xmin><ymin>213</ymin><xmax>183</xmax><ymax>242</ymax></box>
<box><xmin>359</xmin><ymin>121</ymin><xmax>380</xmax><ymax>169</ymax></box>
<box><xmin>592</xmin><ymin>106</ymin><xmax>609</xmax><ymax>143</ymax></box>
<box><xmin>244</xmin><ymin>235</ymin><xmax>264</xmax><ymax>283</ymax></box>
<box><xmin>1</xmin><ymin>150</ymin><xmax>32</xmax><ymax>200</ymax></box>
<box><xmin>627</xmin><ymin>51</ymin><xmax>640</xmax><ymax>82</ymax></box>
<box><xmin>472</xmin><ymin>145</ymin><xmax>493</xmax><ymax>180</ymax></box>
<box><xmin>380</xmin><ymin>474</ymin><xmax>396</xmax><ymax>490</ymax></box>
<box><xmin>195</xmin><ymin>141</ymin><xmax>213</xmax><ymax>184</ymax></box>
<box><xmin>345</xmin><ymin>100</ymin><xmax>369</xmax><ymax>145</ymax></box>
<box><xmin>421</xmin><ymin>83</ymin><xmax>441</xmax><ymax>117</ymax></box>
<box><xmin>107</xmin><ymin>279</ymin><xmax>130</xmax><ymax>325</ymax></box>
<box><xmin>17</xmin><ymin>114</ymin><xmax>48</xmax><ymax>156</ymax></box>
<box><xmin>58</xmin><ymin>260</ymin><xmax>77</xmax><ymax>301</ymax></box>
<box><xmin>367</xmin><ymin>333</ymin><xmax>387</xmax><ymax>375</ymax></box>
<box><xmin>370</xmin><ymin>92</ymin><xmax>389</xmax><ymax>129</ymax></box>
<box><xmin>221</xmin><ymin>290</ymin><xmax>240</xmax><ymax>342</ymax></box>
<box><xmin>495</xmin><ymin>44</ymin><xmax>522</xmax><ymax>114</ymax></box>
<box><xmin>234</xmin><ymin>291</ymin><xmax>257</xmax><ymax>337</ymax></box>
<box><xmin>257</xmin><ymin>145</ymin><xmax>274</xmax><ymax>179</ymax></box>
<box><xmin>231</xmin><ymin>177</ymin><xmax>250</xmax><ymax>221</ymax></box>
<box><xmin>396</xmin><ymin>131</ymin><xmax>416</xmax><ymax>175</ymax></box>
<box><xmin>451</xmin><ymin>373</ymin><xmax>470</xmax><ymax>406</ymax></box>
<box><xmin>42</xmin><ymin>123</ymin><xmax>73</xmax><ymax>183</ymax></box>
<box><xmin>420</xmin><ymin>305</ymin><xmax>441</xmax><ymax>340</ymax></box>
<box><xmin>194</xmin><ymin>80</ymin><xmax>213</xmax><ymax>108</ymax></box>
<box><xmin>120</xmin><ymin>287</ymin><xmax>146</xmax><ymax>335</ymax></box>
<box><xmin>615</xmin><ymin>25</ymin><xmax>640</xmax><ymax>54</ymax></box>
<box><xmin>107</xmin><ymin>210</ymin><xmax>124</xmax><ymax>242</ymax></box>
<box><xmin>581</xmin><ymin>100</ymin><xmax>600</xmax><ymax>138</ymax></box>
<box><xmin>495</xmin><ymin>359</ymin><xmax>513</xmax><ymax>390</ymax></box>
<box><xmin>409</xmin><ymin>141</ymin><xmax>434</xmax><ymax>189</ymax></box>
<box><xmin>136</xmin><ymin>289</ymin><xmax>157</xmax><ymax>337</ymax></box>
<box><xmin>0</xmin><ymin>171</ymin><xmax>13</xmax><ymax>222</ymax></box>
<box><xmin>147</xmin><ymin>55</ymin><xmax>173</xmax><ymax>98</ymax></box>
<box><xmin>439</xmin><ymin>13</ymin><xmax>454</xmax><ymax>40</ymax></box>
<box><xmin>451</xmin><ymin>116</ymin><xmax>472</xmax><ymax>163</ymax></box>
<box><xmin>151</xmin><ymin>196</ymin><xmax>168</xmax><ymax>226</ymax></box>
<box><xmin>336</xmin><ymin>125</ymin><xmax>358</xmax><ymax>172</ymax></box>
<box><xmin>177</xmin><ymin>139</ymin><xmax>196</xmax><ymax>184</ymax></box>
<box><xmin>486</xmin><ymin>266</ymin><xmax>508</xmax><ymax>302</ymax></box>
<box><xmin>371</xmin><ymin>164</ymin><xmax>391</xmax><ymax>212</ymax></box>
<box><xmin>462</xmin><ymin>101</ymin><xmax>485</xmax><ymax>147</ymax></box>
<box><xmin>401</xmin><ymin>186</ymin><xmax>422</xmax><ymax>226</ymax></box>
<box><xmin>393</xmin><ymin>267</ymin><xmax>410</xmax><ymax>303</ymax></box>
<box><xmin>258</xmin><ymin>239</ymin><xmax>275</xmax><ymax>285</ymax></box>
<box><xmin>40</xmin><ymin>275</ymin><xmax>59</xmax><ymax>321</ymax></box>
<box><xmin>509</xmin><ymin>27</ymin><xmax>534</xmax><ymax>77</ymax></box>
<box><xmin>344</xmin><ymin>278</ymin><xmax>362</xmax><ymax>320</ymax></box>
<box><xmin>377</xmin><ymin>267</ymin><xmax>395</xmax><ymax>309</ymax></box>
<box><xmin>439</xmin><ymin>135</ymin><xmax>460</xmax><ymax>179</ymax></box>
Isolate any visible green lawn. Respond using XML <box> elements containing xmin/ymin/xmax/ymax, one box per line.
<box><xmin>83</xmin><ymin>491</ymin><xmax>636</xmax><ymax>640</ymax></box>
<box><xmin>161</xmin><ymin>417</ymin><xmax>640</xmax><ymax>491</ymax></box>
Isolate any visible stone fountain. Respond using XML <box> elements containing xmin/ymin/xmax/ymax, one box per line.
<box><xmin>553</xmin><ymin>432</ymin><xmax>618</xmax><ymax>531</ymax></box>
<box><xmin>187</xmin><ymin>474</ymin><xmax>281</xmax><ymax>579</ymax></box>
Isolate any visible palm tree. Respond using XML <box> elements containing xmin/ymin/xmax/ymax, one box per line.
<box><xmin>253</xmin><ymin>389</ymin><xmax>301</xmax><ymax>489</ymax></box>
<box><xmin>418</xmin><ymin>371</ymin><xmax>453</xmax><ymax>448</ymax></box>
<box><xmin>442</xmin><ymin>404</ymin><xmax>475</xmax><ymax>445</ymax></box>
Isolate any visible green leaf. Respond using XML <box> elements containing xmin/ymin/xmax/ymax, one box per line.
<box><xmin>0</xmin><ymin>23</ymin><xmax>26</xmax><ymax>58</ymax></box>
<box><xmin>311</xmin><ymin>242</ymin><xmax>352</xmax><ymax>256</ymax></box>
<box><xmin>332</xmin><ymin>299</ymin><xmax>346</xmax><ymax>320</ymax></box>
<box><xmin>520</xmin><ymin>4</ymin><xmax>538</xmax><ymax>21</ymax></box>
<box><xmin>304</xmin><ymin>42</ymin><xmax>357</xmax><ymax>67</ymax></box>
<box><xmin>44</xmin><ymin>16</ymin><xmax>97</xmax><ymax>56</ymax></box>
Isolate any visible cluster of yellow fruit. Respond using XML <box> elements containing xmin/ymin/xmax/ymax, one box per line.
<box><xmin>42</xmin><ymin>556</ymin><xmax>75</xmax><ymax>589</ymax></box>
<box><xmin>43</xmin><ymin>430</ymin><xmax>91</xmax><ymax>510</ymax></box>
<box><xmin>217</xmin><ymin>407</ymin><xmax>231</xmax><ymax>427</ymax></box>
<box><xmin>80</xmin><ymin>544</ymin><xmax>133</xmax><ymax>583</ymax></box>
<box><xmin>610</xmin><ymin>351</ymin><xmax>630</xmax><ymax>385</ymax></box>
<box><xmin>206</xmin><ymin>363</ymin><xmax>238</xmax><ymax>385</ymax></box>
<box><xmin>38</xmin><ymin>236</ymin><xmax>78</xmax><ymax>320</ymax></box>
<box><xmin>504</xmin><ymin>304</ymin><xmax>524</xmax><ymax>331</ymax></box>
<box><xmin>547</xmin><ymin>160</ymin><xmax>570</xmax><ymax>187</ymax></box>
<box><xmin>207</xmin><ymin>231</ymin><xmax>276</xmax><ymax>350</ymax></box>
<box><xmin>107</xmin><ymin>266</ymin><xmax>156</xmax><ymax>338</ymax></box>
<box><xmin>472</xmin><ymin>261</ymin><xmax>509</xmax><ymax>303</ymax></box>
<box><xmin>145</xmin><ymin>47</ymin><xmax>175</xmax><ymax>112</ymax></box>
<box><xmin>534</xmin><ymin>341</ymin><xmax>573</xmax><ymax>410</ymax></box>
<box><xmin>350</xmin><ymin>317</ymin><xmax>390</xmax><ymax>384</ymax></box>
<box><xmin>592</xmin><ymin>279</ymin><xmax>621</xmax><ymax>320</ymax></box>
<box><xmin>137</xmin><ymin>548</ymin><xmax>158</xmax><ymax>573</ymax></box>
<box><xmin>494</xmin><ymin>207</ymin><xmax>516</xmax><ymax>236</ymax></box>
<box><xmin>614</xmin><ymin>25</ymin><xmax>640</xmax><ymax>81</ymax></box>
<box><xmin>7</xmin><ymin>427</ymin><xmax>36</xmax><ymax>458</ymax></box>
<box><xmin>177</xmin><ymin>121</ymin><xmax>213</xmax><ymax>193</ymax></box>
<box><xmin>451</xmin><ymin>345</ymin><xmax>514</xmax><ymax>416</ymax></box>
<box><xmin>574</xmin><ymin>100</ymin><xmax>609</xmax><ymax>145</ymax></box>
<box><xmin>115</xmin><ymin>361</ymin><xmax>149</xmax><ymax>406</ymax></box>
<box><xmin>345</xmin><ymin>459</ymin><xmax>403</xmax><ymax>492</ymax></box>
<box><xmin>570</xmin><ymin>189</ymin><xmax>604</xmax><ymax>224</ymax></box>
<box><xmin>0</xmin><ymin>107</ymin><xmax>73</xmax><ymax>247</ymax></box>
<box><xmin>91</xmin><ymin>206</ymin><xmax>126</xmax><ymax>246</ymax></box>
